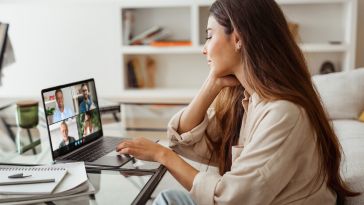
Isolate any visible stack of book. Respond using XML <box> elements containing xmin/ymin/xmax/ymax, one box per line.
<box><xmin>123</xmin><ymin>10</ymin><xmax>191</xmax><ymax>46</ymax></box>
<box><xmin>127</xmin><ymin>56</ymin><xmax>157</xmax><ymax>88</ymax></box>
<box><xmin>0</xmin><ymin>162</ymin><xmax>95</xmax><ymax>204</ymax></box>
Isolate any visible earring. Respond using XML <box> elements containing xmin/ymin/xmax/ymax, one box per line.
<box><xmin>235</xmin><ymin>43</ymin><xmax>241</xmax><ymax>51</ymax></box>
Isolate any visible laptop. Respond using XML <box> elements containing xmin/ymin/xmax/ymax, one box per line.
<box><xmin>41</xmin><ymin>78</ymin><xmax>130</xmax><ymax>167</ymax></box>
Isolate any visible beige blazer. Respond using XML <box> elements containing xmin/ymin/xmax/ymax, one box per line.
<box><xmin>167</xmin><ymin>92</ymin><xmax>336</xmax><ymax>205</ymax></box>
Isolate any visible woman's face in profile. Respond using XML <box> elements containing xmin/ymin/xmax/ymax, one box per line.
<box><xmin>202</xmin><ymin>16</ymin><xmax>241</xmax><ymax>78</ymax></box>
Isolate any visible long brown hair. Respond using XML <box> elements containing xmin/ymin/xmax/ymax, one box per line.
<box><xmin>207</xmin><ymin>0</ymin><xmax>359</xmax><ymax>202</ymax></box>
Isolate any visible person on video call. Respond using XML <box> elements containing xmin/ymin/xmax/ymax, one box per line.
<box><xmin>83</xmin><ymin>111</ymin><xmax>94</xmax><ymax>137</ymax></box>
<box><xmin>53</xmin><ymin>89</ymin><xmax>74</xmax><ymax>123</ymax></box>
<box><xmin>58</xmin><ymin>121</ymin><xmax>76</xmax><ymax>148</ymax></box>
<box><xmin>79</xmin><ymin>83</ymin><xmax>96</xmax><ymax>113</ymax></box>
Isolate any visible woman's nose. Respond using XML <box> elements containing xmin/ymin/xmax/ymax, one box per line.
<box><xmin>202</xmin><ymin>44</ymin><xmax>207</xmax><ymax>55</ymax></box>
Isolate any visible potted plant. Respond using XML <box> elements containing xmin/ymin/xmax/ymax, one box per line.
<box><xmin>46</xmin><ymin>107</ymin><xmax>55</xmax><ymax>124</ymax></box>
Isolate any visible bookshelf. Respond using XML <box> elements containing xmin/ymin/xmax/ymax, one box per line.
<box><xmin>118</xmin><ymin>0</ymin><xmax>357</xmax><ymax>103</ymax></box>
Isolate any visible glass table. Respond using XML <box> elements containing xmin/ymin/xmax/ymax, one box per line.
<box><xmin>0</xmin><ymin>99</ymin><xmax>186</xmax><ymax>205</ymax></box>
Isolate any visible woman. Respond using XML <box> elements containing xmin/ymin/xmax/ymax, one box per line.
<box><xmin>116</xmin><ymin>0</ymin><xmax>359</xmax><ymax>204</ymax></box>
<box><xmin>83</xmin><ymin>111</ymin><xmax>93</xmax><ymax>136</ymax></box>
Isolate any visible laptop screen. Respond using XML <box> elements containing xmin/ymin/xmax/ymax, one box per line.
<box><xmin>41</xmin><ymin>79</ymin><xmax>103</xmax><ymax>159</ymax></box>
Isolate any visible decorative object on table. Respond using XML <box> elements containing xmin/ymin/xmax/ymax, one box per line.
<box><xmin>0</xmin><ymin>22</ymin><xmax>15</xmax><ymax>86</ymax></box>
<box><xmin>320</xmin><ymin>61</ymin><xmax>336</xmax><ymax>74</ymax></box>
<box><xmin>16</xmin><ymin>100</ymin><xmax>39</xmax><ymax>129</ymax></box>
<box><xmin>287</xmin><ymin>22</ymin><xmax>301</xmax><ymax>43</ymax></box>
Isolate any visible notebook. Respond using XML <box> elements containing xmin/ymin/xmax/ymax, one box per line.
<box><xmin>0</xmin><ymin>162</ymin><xmax>94</xmax><ymax>204</ymax></box>
<box><xmin>0</xmin><ymin>165</ymin><xmax>67</xmax><ymax>195</ymax></box>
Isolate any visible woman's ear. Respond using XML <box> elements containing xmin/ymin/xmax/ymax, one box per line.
<box><xmin>232</xmin><ymin>31</ymin><xmax>242</xmax><ymax>51</ymax></box>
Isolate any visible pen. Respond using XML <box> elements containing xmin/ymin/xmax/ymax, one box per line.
<box><xmin>8</xmin><ymin>173</ymin><xmax>31</xmax><ymax>179</ymax></box>
<box><xmin>155</xmin><ymin>139</ymin><xmax>160</xmax><ymax>143</ymax></box>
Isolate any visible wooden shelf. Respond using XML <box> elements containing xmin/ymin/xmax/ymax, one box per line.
<box><xmin>112</xmin><ymin>88</ymin><xmax>197</xmax><ymax>104</ymax></box>
<box><xmin>299</xmin><ymin>43</ymin><xmax>349</xmax><ymax>52</ymax></box>
<box><xmin>121</xmin><ymin>46</ymin><xmax>202</xmax><ymax>54</ymax></box>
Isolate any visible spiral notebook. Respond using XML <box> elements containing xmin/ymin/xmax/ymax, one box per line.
<box><xmin>0</xmin><ymin>166</ymin><xmax>67</xmax><ymax>195</ymax></box>
<box><xmin>0</xmin><ymin>162</ymin><xmax>94</xmax><ymax>204</ymax></box>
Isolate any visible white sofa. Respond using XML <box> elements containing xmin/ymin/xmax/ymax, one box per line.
<box><xmin>313</xmin><ymin>68</ymin><xmax>364</xmax><ymax>205</ymax></box>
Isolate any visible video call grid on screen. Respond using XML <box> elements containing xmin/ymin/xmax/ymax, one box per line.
<box><xmin>42</xmin><ymin>80</ymin><xmax>101</xmax><ymax>152</ymax></box>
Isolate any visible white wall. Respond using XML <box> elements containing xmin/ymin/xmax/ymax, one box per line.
<box><xmin>0</xmin><ymin>0</ymin><xmax>122</xmax><ymax>98</ymax></box>
<box><xmin>356</xmin><ymin>0</ymin><xmax>364</xmax><ymax>68</ymax></box>
<box><xmin>0</xmin><ymin>0</ymin><xmax>362</xmax><ymax>99</ymax></box>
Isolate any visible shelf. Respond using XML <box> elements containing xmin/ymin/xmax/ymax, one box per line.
<box><xmin>276</xmin><ymin>0</ymin><xmax>350</xmax><ymax>4</ymax></box>
<box><xmin>119</xmin><ymin>0</ymin><xmax>194</xmax><ymax>8</ymax></box>
<box><xmin>193</xmin><ymin>0</ymin><xmax>350</xmax><ymax>6</ymax></box>
<box><xmin>121</xmin><ymin>43</ymin><xmax>349</xmax><ymax>55</ymax></box>
<box><xmin>121</xmin><ymin>46</ymin><xmax>203</xmax><ymax>54</ymax></box>
<box><xmin>299</xmin><ymin>43</ymin><xmax>349</xmax><ymax>52</ymax></box>
<box><xmin>114</xmin><ymin>89</ymin><xmax>197</xmax><ymax>104</ymax></box>
<box><xmin>119</xmin><ymin>0</ymin><xmax>357</xmax><ymax>103</ymax></box>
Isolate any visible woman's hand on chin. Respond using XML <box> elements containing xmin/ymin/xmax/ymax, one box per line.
<box><xmin>116</xmin><ymin>137</ymin><xmax>170</xmax><ymax>163</ymax></box>
<box><xmin>207</xmin><ymin>72</ymin><xmax>241</xmax><ymax>90</ymax></box>
<box><xmin>217</xmin><ymin>74</ymin><xmax>241</xmax><ymax>88</ymax></box>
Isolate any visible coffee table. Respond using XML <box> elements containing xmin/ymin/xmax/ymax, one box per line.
<box><xmin>0</xmin><ymin>99</ymin><xmax>186</xmax><ymax>205</ymax></box>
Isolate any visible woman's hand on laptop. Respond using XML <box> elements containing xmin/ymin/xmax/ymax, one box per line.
<box><xmin>117</xmin><ymin>137</ymin><xmax>199</xmax><ymax>191</ymax></box>
<box><xmin>116</xmin><ymin>137</ymin><xmax>171</xmax><ymax>162</ymax></box>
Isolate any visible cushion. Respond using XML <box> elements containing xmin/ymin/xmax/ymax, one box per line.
<box><xmin>312</xmin><ymin>68</ymin><xmax>364</xmax><ymax>120</ymax></box>
<box><xmin>332</xmin><ymin>120</ymin><xmax>364</xmax><ymax>205</ymax></box>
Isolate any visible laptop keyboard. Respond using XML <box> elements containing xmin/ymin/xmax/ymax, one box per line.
<box><xmin>65</xmin><ymin>137</ymin><xmax>124</xmax><ymax>162</ymax></box>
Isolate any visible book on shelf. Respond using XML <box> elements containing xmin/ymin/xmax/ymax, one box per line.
<box><xmin>127</xmin><ymin>59</ymin><xmax>138</xmax><ymax>88</ymax></box>
<box><xmin>123</xmin><ymin>9</ymin><xmax>134</xmax><ymax>45</ymax></box>
<box><xmin>127</xmin><ymin>57</ymin><xmax>157</xmax><ymax>89</ymax></box>
<box><xmin>130</xmin><ymin>26</ymin><xmax>163</xmax><ymax>45</ymax></box>
<box><xmin>0</xmin><ymin>22</ymin><xmax>9</xmax><ymax>70</ymax></box>
<box><xmin>142</xmin><ymin>30</ymin><xmax>171</xmax><ymax>45</ymax></box>
<box><xmin>150</xmin><ymin>40</ymin><xmax>192</xmax><ymax>47</ymax></box>
<box><xmin>131</xmin><ymin>58</ymin><xmax>145</xmax><ymax>88</ymax></box>
<box><xmin>145</xmin><ymin>57</ymin><xmax>156</xmax><ymax>88</ymax></box>
<box><xmin>0</xmin><ymin>162</ymin><xmax>95</xmax><ymax>204</ymax></box>
<box><xmin>127</xmin><ymin>58</ymin><xmax>145</xmax><ymax>88</ymax></box>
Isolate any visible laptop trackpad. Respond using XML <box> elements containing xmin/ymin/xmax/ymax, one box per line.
<box><xmin>88</xmin><ymin>153</ymin><xmax>131</xmax><ymax>167</ymax></box>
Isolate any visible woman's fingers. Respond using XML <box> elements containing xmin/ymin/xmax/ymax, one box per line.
<box><xmin>116</xmin><ymin>137</ymin><xmax>163</xmax><ymax>161</ymax></box>
<box><xmin>119</xmin><ymin>147</ymin><xmax>133</xmax><ymax>155</ymax></box>
<box><xmin>116</xmin><ymin>140</ymin><xmax>133</xmax><ymax>152</ymax></box>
